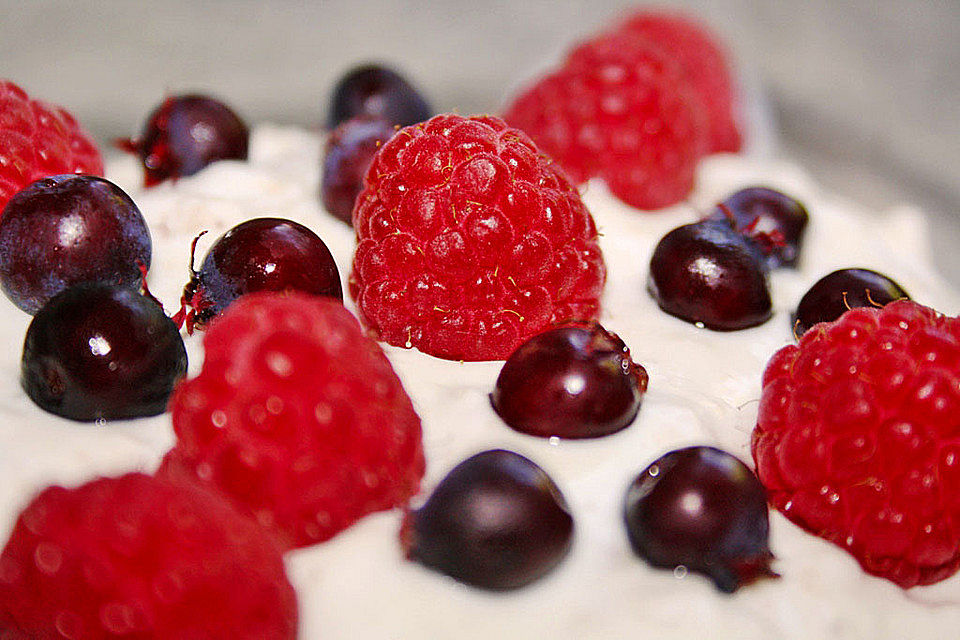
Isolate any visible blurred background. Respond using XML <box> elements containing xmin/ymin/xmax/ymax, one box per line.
<box><xmin>3</xmin><ymin>0</ymin><xmax>958</xmax><ymax>280</ymax></box>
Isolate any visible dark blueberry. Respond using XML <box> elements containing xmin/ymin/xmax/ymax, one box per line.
<box><xmin>321</xmin><ymin>115</ymin><xmax>397</xmax><ymax>224</ymax></box>
<box><xmin>21</xmin><ymin>283</ymin><xmax>187</xmax><ymax>422</ymax></box>
<box><xmin>402</xmin><ymin>449</ymin><xmax>573</xmax><ymax>590</ymax></box>
<box><xmin>707</xmin><ymin>187</ymin><xmax>809</xmax><ymax>269</ymax></box>
<box><xmin>491</xmin><ymin>323</ymin><xmax>648</xmax><ymax>439</ymax></box>
<box><xmin>181</xmin><ymin>217</ymin><xmax>342</xmax><ymax>329</ymax></box>
<box><xmin>118</xmin><ymin>94</ymin><xmax>249</xmax><ymax>187</ymax></box>
<box><xmin>327</xmin><ymin>64</ymin><xmax>431</xmax><ymax>129</ymax></box>
<box><xmin>624</xmin><ymin>446</ymin><xmax>778</xmax><ymax>593</ymax></box>
<box><xmin>793</xmin><ymin>268</ymin><xmax>909</xmax><ymax>336</ymax></box>
<box><xmin>648</xmin><ymin>221</ymin><xmax>772</xmax><ymax>330</ymax></box>
<box><xmin>0</xmin><ymin>175</ymin><xmax>152</xmax><ymax>315</ymax></box>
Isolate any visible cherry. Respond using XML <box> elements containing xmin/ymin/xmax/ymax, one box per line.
<box><xmin>180</xmin><ymin>217</ymin><xmax>342</xmax><ymax>330</ymax></box>
<box><xmin>118</xmin><ymin>94</ymin><xmax>249</xmax><ymax>187</ymax></box>
<box><xmin>793</xmin><ymin>268</ymin><xmax>909</xmax><ymax>336</ymax></box>
<box><xmin>327</xmin><ymin>64</ymin><xmax>431</xmax><ymax>129</ymax></box>
<box><xmin>21</xmin><ymin>283</ymin><xmax>187</xmax><ymax>422</ymax></box>
<box><xmin>707</xmin><ymin>186</ymin><xmax>808</xmax><ymax>269</ymax></box>
<box><xmin>401</xmin><ymin>449</ymin><xmax>573</xmax><ymax>590</ymax></box>
<box><xmin>648</xmin><ymin>221</ymin><xmax>772</xmax><ymax>330</ymax></box>
<box><xmin>321</xmin><ymin>115</ymin><xmax>397</xmax><ymax>224</ymax></box>
<box><xmin>0</xmin><ymin>174</ymin><xmax>152</xmax><ymax>315</ymax></box>
<box><xmin>491</xmin><ymin>324</ymin><xmax>648</xmax><ymax>439</ymax></box>
<box><xmin>623</xmin><ymin>446</ymin><xmax>778</xmax><ymax>593</ymax></box>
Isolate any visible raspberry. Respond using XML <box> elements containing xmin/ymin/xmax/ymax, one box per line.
<box><xmin>616</xmin><ymin>10</ymin><xmax>743</xmax><ymax>153</ymax></box>
<box><xmin>0</xmin><ymin>473</ymin><xmax>297</xmax><ymax>638</ymax></box>
<box><xmin>503</xmin><ymin>34</ymin><xmax>706</xmax><ymax>210</ymax></box>
<box><xmin>350</xmin><ymin>114</ymin><xmax>605</xmax><ymax>361</ymax></box>
<box><xmin>0</xmin><ymin>80</ymin><xmax>103</xmax><ymax>214</ymax></box>
<box><xmin>752</xmin><ymin>300</ymin><xmax>960</xmax><ymax>587</ymax></box>
<box><xmin>160</xmin><ymin>292</ymin><xmax>425</xmax><ymax>550</ymax></box>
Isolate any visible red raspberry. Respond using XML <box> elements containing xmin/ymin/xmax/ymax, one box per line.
<box><xmin>350</xmin><ymin>114</ymin><xmax>606</xmax><ymax>361</ymax></box>
<box><xmin>503</xmin><ymin>34</ymin><xmax>706</xmax><ymax>210</ymax></box>
<box><xmin>0</xmin><ymin>80</ymin><xmax>103</xmax><ymax>214</ymax></box>
<box><xmin>616</xmin><ymin>10</ymin><xmax>743</xmax><ymax>153</ymax></box>
<box><xmin>160</xmin><ymin>292</ymin><xmax>425</xmax><ymax>550</ymax></box>
<box><xmin>0</xmin><ymin>473</ymin><xmax>297</xmax><ymax>638</ymax></box>
<box><xmin>752</xmin><ymin>300</ymin><xmax>960</xmax><ymax>587</ymax></box>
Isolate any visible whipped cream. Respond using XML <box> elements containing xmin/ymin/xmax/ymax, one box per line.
<box><xmin>1</xmin><ymin>125</ymin><xmax>958</xmax><ymax>638</ymax></box>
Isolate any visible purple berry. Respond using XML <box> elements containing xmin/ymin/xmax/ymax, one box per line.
<box><xmin>624</xmin><ymin>446</ymin><xmax>778</xmax><ymax>593</ymax></box>
<box><xmin>327</xmin><ymin>64</ymin><xmax>431</xmax><ymax>129</ymax></box>
<box><xmin>707</xmin><ymin>186</ymin><xmax>809</xmax><ymax>269</ymax></box>
<box><xmin>491</xmin><ymin>324</ymin><xmax>648</xmax><ymax>439</ymax></box>
<box><xmin>401</xmin><ymin>449</ymin><xmax>573</xmax><ymax>590</ymax></box>
<box><xmin>648</xmin><ymin>221</ymin><xmax>772</xmax><ymax>330</ymax></box>
<box><xmin>321</xmin><ymin>115</ymin><xmax>397</xmax><ymax>224</ymax></box>
<box><xmin>21</xmin><ymin>283</ymin><xmax>187</xmax><ymax>421</ymax></box>
<box><xmin>118</xmin><ymin>94</ymin><xmax>249</xmax><ymax>187</ymax></box>
<box><xmin>793</xmin><ymin>268</ymin><xmax>909</xmax><ymax>336</ymax></box>
<box><xmin>181</xmin><ymin>217</ymin><xmax>342</xmax><ymax>329</ymax></box>
<box><xmin>0</xmin><ymin>174</ymin><xmax>152</xmax><ymax>315</ymax></box>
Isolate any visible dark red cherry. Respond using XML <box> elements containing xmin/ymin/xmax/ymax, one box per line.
<box><xmin>491</xmin><ymin>324</ymin><xmax>648</xmax><ymax>439</ymax></box>
<box><xmin>321</xmin><ymin>115</ymin><xmax>397</xmax><ymax>224</ymax></box>
<box><xmin>624</xmin><ymin>446</ymin><xmax>778</xmax><ymax>593</ymax></box>
<box><xmin>21</xmin><ymin>283</ymin><xmax>187</xmax><ymax>421</ymax></box>
<box><xmin>401</xmin><ymin>449</ymin><xmax>573</xmax><ymax>590</ymax></box>
<box><xmin>793</xmin><ymin>268</ymin><xmax>909</xmax><ymax>336</ymax></box>
<box><xmin>707</xmin><ymin>186</ymin><xmax>809</xmax><ymax>269</ymax></box>
<box><xmin>0</xmin><ymin>174</ymin><xmax>152</xmax><ymax>315</ymax></box>
<box><xmin>648</xmin><ymin>221</ymin><xmax>772</xmax><ymax>330</ymax></box>
<box><xmin>118</xmin><ymin>94</ymin><xmax>249</xmax><ymax>187</ymax></box>
<box><xmin>327</xmin><ymin>64</ymin><xmax>431</xmax><ymax>129</ymax></box>
<box><xmin>180</xmin><ymin>217</ymin><xmax>342</xmax><ymax>330</ymax></box>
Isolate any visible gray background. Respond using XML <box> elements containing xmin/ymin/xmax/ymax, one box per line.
<box><xmin>3</xmin><ymin>0</ymin><xmax>958</xmax><ymax>280</ymax></box>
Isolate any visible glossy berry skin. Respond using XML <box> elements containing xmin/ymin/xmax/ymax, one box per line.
<box><xmin>119</xmin><ymin>94</ymin><xmax>249</xmax><ymax>187</ymax></box>
<box><xmin>402</xmin><ymin>449</ymin><xmax>573</xmax><ymax>590</ymax></box>
<box><xmin>0</xmin><ymin>174</ymin><xmax>152</xmax><ymax>314</ymax></box>
<box><xmin>327</xmin><ymin>64</ymin><xmax>431</xmax><ymax>129</ymax></box>
<box><xmin>181</xmin><ymin>217</ymin><xmax>342</xmax><ymax>329</ymax></box>
<box><xmin>648</xmin><ymin>221</ymin><xmax>771</xmax><ymax>330</ymax></box>
<box><xmin>624</xmin><ymin>446</ymin><xmax>777</xmax><ymax>593</ymax></box>
<box><xmin>793</xmin><ymin>268</ymin><xmax>909</xmax><ymax>336</ymax></box>
<box><xmin>707</xmin><ymin>186</ymin><xmax>809</xmax><ymax>269</ymax></box>
<box><xmin>491</xmin><ymin>324</ymin><xmax>648</xmax><ymax>438</ymax></box>
<box><xmin>321</xmin><ymin>115</ymin><xmax>397</xmax><ymax>224</ymax></box>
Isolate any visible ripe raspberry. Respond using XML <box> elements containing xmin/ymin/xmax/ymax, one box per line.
<box><xmin>616</xmin><ymin>10</ymin><xmax>743</xmax><ymax>153</ymax></box>
<box><xmin>350</xmin><ymin>114</ymin><xmax>605</xmax><ymax>361</ymax></box>
<box><xmin>503</xmin><ymin>34</ymin><xmax>706</xmax><ymax>210</ymax></box>
<box><xmin>0</xmin><ymin>473</ymin><xmax>297</xmax><ymax>638</ymax></box>
<box><xmin>0</xmin><ymin>80</ymin><xmax>103</xmax><ymax>214</ymax></box>
<box><xmin>752</xmin><ymin>300</ymin><xmax>960</xmax><ymax>587</ymax></box>
<box><xmin>160</xmin><ymin>291</ymin><xmax>425</xmax><ymax>550</ymax></box>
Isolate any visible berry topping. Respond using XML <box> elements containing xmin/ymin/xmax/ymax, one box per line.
<box><xmin>321</xmin><ymin>115</ymin><xmax>397</xmax><ymax>224</ymax></box>
<box><xmin>707</xmin><ymin>186</ymin><xmax>809</xmax><ymax>269</ymax></box>
<box><xmin>752</xmin><ymin>300</ymin><xmax>960</xmax><ymax>587</ymax></box>
<box><xmin>491</xmin><ymin>323</ymin><xmax>648</xmax><ymax>438</ymax></box>
<box><xmin>350</xmin><ymin>113</ymin><xmax>606</xmax><ymax>361</ymax></box>
<box><xmin>118</xmin><ymin>94</ymin><xmax>249</xmax><ymax>187</ymax></box>
<box><xmin>21</xmin><ymin>283</ymin><xmax>187</xmax><ymax>422</ymax></box>
<box><xmin>402</xmin><ymin>449</ymin><xmax>573</xmax><ymax>590</ymax></box>
<box><xmin>0</xmin><ymin>174</ymin><xmax>152</xmax><ymax>314</ymax></box>
<box><xmin>178</xmin><ymin>217</ymin><xmax>342</xmax><ymax>331</ymax></box>
<box><xmin>327</xmin><ymin>64</ymin><xmax>432</xmax><ymax>129</ymax></box>
<box><xmin>0</xmin><ymin>80</ymin><xmax>104</xmax><ymax>214</ymax></box>
<box><xmin>160</xmin><ymin>292</ymin><xmax>424</xmax><ymax>550</ymax></box>
<box><xmin>648</xmin><ymin>221</ymin><xmax>771</xmax><ymax>330</ymax></box>
<box><xmin>624</xmin><ymin>446</ymin><xmax>778</xmax><ymax>593</ymax></box>
<box><xmin>0</xmin><ymin>473</ymin><xmax>298</xmax><ymax>638</ymax></box>
<box><xmin>793</xmin><ymin>268</ymin><xmax>909</xmax><ymax>336</ymax></box>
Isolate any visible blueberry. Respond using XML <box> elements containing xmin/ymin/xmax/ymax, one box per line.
<box><xmin>793</xmin><ymin>268</ymin><xmax>909</xmax><ymax>336</ymax></box>
<box><xmin>707</xmin><ymin>186</ymin><xmax>808</xmax><ymax>269</ymax></box>
<box><xmin>321</xmin><ymin>115</ymin><xmax>397</xmax><ymax>224</ymax></box>
<box><xmin>327</xmin><ymin>64</ymin><xmax>431</xmax><ymax>129</ymax></box>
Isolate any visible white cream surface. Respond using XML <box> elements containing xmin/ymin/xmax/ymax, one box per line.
<box><xmin>1</xmin><ymin>125</ymin><xmax>959</xmax><ymax>638</ymax></box>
